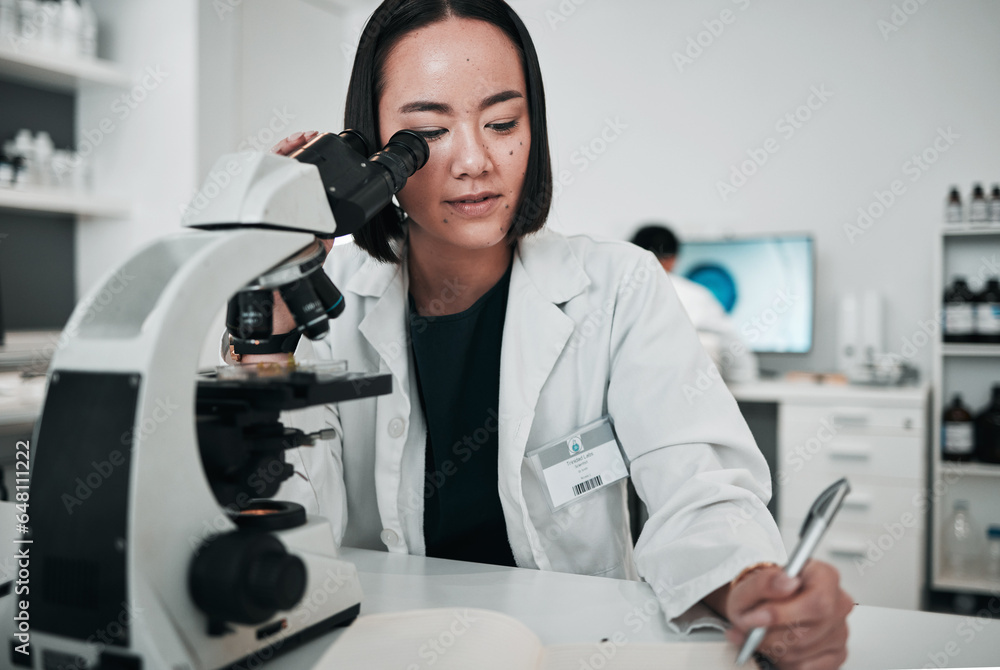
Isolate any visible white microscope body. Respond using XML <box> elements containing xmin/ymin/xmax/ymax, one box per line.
<box><xmin>0</xmin><ymin>130</ymin><xmax>427</xmax><ymax>670</ymax></box>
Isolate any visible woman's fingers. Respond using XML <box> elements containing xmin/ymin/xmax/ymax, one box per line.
<box><xmin>270</xmin><ymin>130</ymin><xmax>320</xmax><ymax>156</ymax></box>
<box><xmin>728</xmin><ymin>566</ymin><xmax>801</xmax><ymax>624</ymax></box>
<box><xmin>732</xmin><ymin>562</ymin><xmax>850</xmax><ymax>632</ymax></box>
<box><xmin>726</xmin><ymin>561</ymin><xmax>854</xmax><ymax>669</ymax></box>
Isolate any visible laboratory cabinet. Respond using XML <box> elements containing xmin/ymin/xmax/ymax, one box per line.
<box><xmin>731</xmin><ymin>381</ymin><xmax>930</xmax><ymax>610</ymax></box>
<box><xmin>931</xmin><ymin>224</ymin><xmax>1000</xmax><ymax>598</ymax></box>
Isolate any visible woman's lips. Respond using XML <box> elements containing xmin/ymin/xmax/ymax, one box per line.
<box><xmin>445</xmin><ymin>194</ymin><xmax>501</xmax><ymax>218</ymax></box>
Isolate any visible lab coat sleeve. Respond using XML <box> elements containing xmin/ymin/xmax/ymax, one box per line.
<box><xmin>218</xmin><ymin>330</ymin><xmax>349</xmax><ymax>544</ymax></box>
<box><xmin>607</xmin><ymin>254</ymin><xmax>786</xmax><ymax>633</ymax></box>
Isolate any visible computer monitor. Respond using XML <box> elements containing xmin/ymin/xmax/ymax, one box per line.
<box><xmin>673</xmin><ymin>234</ymin><xmax>814</xmax><ymax>353</ymax></box>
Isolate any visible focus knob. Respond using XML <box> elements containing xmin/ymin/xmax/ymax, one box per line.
<box><xmin>189</xmin><ymin>531</ymin><xmax>306</xmax><ymax>626</ymax></box>
<box><xmin>247</xmin><ymin>551</ymin><xmax>306</xmax><ymax>611</ymax></box>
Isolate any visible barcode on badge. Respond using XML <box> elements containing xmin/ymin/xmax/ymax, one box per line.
<box><xmin>572</xmin><ymin>475</ymin><xmax>603</xmax><ymax>497</ymax></box>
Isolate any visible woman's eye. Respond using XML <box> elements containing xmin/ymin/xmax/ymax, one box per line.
<box><xmin>489</xmin><ymin>120</ymin><xmax>518</xmax><ymax>134</ymax></box>
<box><xmin>413</xmin><ymin>128</ymin><xmax>446</xmax><ymax>141</ymax></box>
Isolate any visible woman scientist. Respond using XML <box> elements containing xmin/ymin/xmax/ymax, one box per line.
<box><xmin>243</xmin><ymin>0</ymin><xmax>853</xmax><ymax>667</ymax></box>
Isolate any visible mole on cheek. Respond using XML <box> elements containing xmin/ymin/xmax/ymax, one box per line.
<box><xmin>443</xmin><ymin>218</ymin><xmax>448</xmax><ymax>223</ymax></box>
<box><xmin>509</xmin><ymin>150</ymin><xmax>513</xmax><ymax>155</ymax></box>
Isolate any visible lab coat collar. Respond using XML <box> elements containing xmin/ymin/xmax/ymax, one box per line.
<box><xmin>516</xmin><ymin>228</ymin><xmax>591</xmax><ymax>304</ymax></box>
<box><xmin>344</xmin><ymin>253</ymin><xmax>400</xmax><ymax>299</ymax></box>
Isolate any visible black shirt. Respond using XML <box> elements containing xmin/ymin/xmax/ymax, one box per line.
<box><xmin>408</xmin><ymin>263</ymin><xmax>516</xmax><ymax>566</ymax></box>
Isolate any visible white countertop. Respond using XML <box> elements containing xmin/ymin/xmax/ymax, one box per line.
<box><xmin>271</xmin><ymin>548</ymin><xmax>1000</xmax><ymax>670</ymax></box>
<box><xmin>729</xmin><ymin>379</ymin><xmax>928</xmax><ymax>406</ymax></box>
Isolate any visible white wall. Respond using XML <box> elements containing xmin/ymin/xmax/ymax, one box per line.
<box><xmin>512</xmin><ymin>0</ymin><xmax>1000</xmax><ymax>377</ymax></box>
<box><xmin>198</xmin><ymin>0</ymin><xmax>349</xmax><ymax>184</ymax></box>
<box><xmin>77</xmin><ymin>0</ymin><xmax>200</xmax><ymax>296</ymax></box>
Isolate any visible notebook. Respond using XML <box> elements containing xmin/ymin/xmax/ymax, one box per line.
<box><xmin>313</xmin><ymin>607</ymin><xmax>737</xmax><ymax>669</ymax></box>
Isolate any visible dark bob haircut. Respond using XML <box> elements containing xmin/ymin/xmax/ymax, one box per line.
<box><xmin>345</xmin><ymin>0</ymin><xmax>553</xmax><ymax>263</ymax></box>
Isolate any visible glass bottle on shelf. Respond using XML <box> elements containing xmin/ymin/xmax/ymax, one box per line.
<box><xmin>943</xmin><ymin>277</ymin><xmax>977</xmax><ymax>343</ymax></box>
<box><xmin>987</xmin><ymin>526</ymin><xmax>1000</xmax><ymax>580</ymax></box>
<box><xmin>946</xmin><ymin>186</ymin><xmax>963</xmax><ymax>223</ymax></box>
<box><xmin>990</xmin><ymin>185</ymin><xmax>1000</xmax><ymax>224</ymax></box>
<box><xmin>975</xmin><ymin>278</ymin><xmax>1000</xmax><ymax>344</ymax></box>
<box><xmin>943</xmin><ymin>500</ymin><xmax>980</xmax><ymax>578</ymax></box>
<box><xmin>942</xmin><ymin>394</ymin><xmax>975</xmax><ymax>462</ymax></box>
<box><xmin>0</xmin><ymin>0</ymin><xmax>17</xmax><ymax>42</ymax></box>
<box><xmin>79</xmin><ymin>0</ymin><xmax>97</xmax><ymax>58</ymax></box>
<box><xmin>970</xmin><ymin>184</ymin><xmax>989</xmax><ymax>223</ymax></box>
<box><xmin>974</xmin><ymin>384</ymin><xmax>1000</xmax><ymax>464</ymax></box>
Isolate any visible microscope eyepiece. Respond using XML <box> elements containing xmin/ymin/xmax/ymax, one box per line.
<box><xmin>289</xmin><ymin>128</ymin><xmax>429</xmax><ymax>238</ymax></box>
<box><xmin>369</xmin><ymin>129</ymin><xmax>430</xmax><ymax>193</ymax></box>
<box><xmin>337</xmin><ymin>129</ymin><xmax>372</xmax><ymax>158</ymax></box>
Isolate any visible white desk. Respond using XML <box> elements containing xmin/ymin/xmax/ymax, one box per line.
<box><xmin>271</xmin><ymin>548</ymin><xmax>1000</xmax><ymax>670</ymax></box>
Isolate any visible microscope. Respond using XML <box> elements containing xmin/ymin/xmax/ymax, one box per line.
<box><xmin>1</xmin><ymin>129</ymin><xmax>428</xmax><ymax>669</ymax></box>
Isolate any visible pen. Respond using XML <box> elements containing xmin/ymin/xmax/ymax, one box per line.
<box><xmin>736</xmin><ymin>477</ymin><xmax>851</xmax><ymax>666</ymax></box>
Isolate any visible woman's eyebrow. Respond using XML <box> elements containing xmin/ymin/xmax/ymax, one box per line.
<box><xmin>399</xmin><ymin>101</ymin><xmax>451</xmax><ymax>114</ymax></box>
<box><xmin>398</xmin><ymin>90</ymin><xmax>524</xmax><ymax>115</ymax></box>
<box><xmin>479</xmin><ymin>90</ymin><xmax>523</xmax><ymax>110</ymax></box>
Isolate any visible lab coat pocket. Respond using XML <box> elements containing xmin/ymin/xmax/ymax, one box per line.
<box><xmin>521</xmin><ymin>461</ymin><xmax>633</xmax><ymax>578</ymax></box>
<box><xmin>524</xmin><ymin>416</ymin><xmax>629</xmax><ymax>512</ymax></box>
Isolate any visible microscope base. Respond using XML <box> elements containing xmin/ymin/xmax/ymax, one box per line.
<box><xmin>216</xmin><ymin>602</ymin><xmax>360</xmax><ymax>670</ymax></box>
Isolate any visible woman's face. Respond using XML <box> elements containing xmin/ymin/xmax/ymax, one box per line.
<box><xmin>378</xmin><ymin>17</ymin><xmax>531</xmax><ymax>252</ymax></box>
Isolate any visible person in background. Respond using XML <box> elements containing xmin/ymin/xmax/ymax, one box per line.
<box><xmin>631</xmin><ymin>224</ymin><xmax>758</xmax><ymax>383</ymax></box>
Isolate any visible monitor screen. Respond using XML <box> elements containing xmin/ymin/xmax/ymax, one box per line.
<box><xmin>673</xmin><ymin>235</ymin><xmax>814</xmax><ymax>353</ymax></box>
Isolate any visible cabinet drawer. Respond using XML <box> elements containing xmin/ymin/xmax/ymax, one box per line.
<box><xmin>779</xmin><ymin>519</ymin><xmax>923</xmax><ymax>610</ymax></box>
<box><xmin>777</xmin><ymin>432</ymin><xmax>924</xmax><ymax>482</ymax></box>
<box><xmin>781</xmin><ymin>474</ymin><xmax>925</xmax><ymax>530</ymax></box>
<box><xmin>780</xmin><ymin>404</ymin><xmax>924</xmax><ymax>436</ymax></box>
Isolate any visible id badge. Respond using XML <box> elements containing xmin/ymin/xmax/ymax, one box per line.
<box><xmin>525</xmin><ymin>417</ymin><xmax>629</xmax><ymax>511</ymax></box>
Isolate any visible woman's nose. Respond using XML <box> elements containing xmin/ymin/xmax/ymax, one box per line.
<box><xmin>449</xmin><ymin>128</ymin><xmax>493</xmax><ymax>179</ymax></box>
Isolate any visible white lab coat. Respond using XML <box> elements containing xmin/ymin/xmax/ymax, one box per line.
<box><xmin>669</xmin><ymin>273</ymin><xmax>759</xmax><ymax>384</ymax></box>
<box><xmin>272</xmin><ymin>228</ymin><xmax>786</xmax><ymax>631</ymax></box>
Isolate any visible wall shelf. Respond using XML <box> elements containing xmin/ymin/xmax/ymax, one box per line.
<box><xmin>941</xmin><ymin>343</ymin><xmax>1000</xmax><ymax>357</ymax></box>
<box><xmin>941</xmin><ymin>224</ymin><xmax>1000</xmax><ymax>237</ymax></box>
<box><xmin>939</xmin><ymin>461</ymin><xmax>1000</xmax><ymax>478</ymax></box>
<box><xmin>0</xmin><ymin>188</ymin><xmax>129</xmax><ymax>218</ymax></box>
<box><xmin>0</xmin><ymin>45</ymin><xmax>129</xmax><ymax>92</ymax></box>
<box><xmin>934</xmin><ymin>571</ymin><xmax>1000</xmax><ymax>596</ymax></box>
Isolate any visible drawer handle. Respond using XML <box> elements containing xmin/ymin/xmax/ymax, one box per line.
<box><xmin>828</xmin><ymin>546</ymin><xmax>867</xmax><ymax>559</ymax></box>
<box><xmin>828</xmin><ymin>447</ymin><xmax>871</xmax><ymax>461</ymax></box>
<box><xmin>832</xmin><ymin>414</ymin><xmax>870</xmax><ymax>428</ymax></box>
<box><xmin>842</xmin><ymin>495</ymin><xmax>872</xmax><ymax>510</ymax></box>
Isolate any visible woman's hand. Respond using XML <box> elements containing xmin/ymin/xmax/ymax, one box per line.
<box><xmin>723</xmin><ymin>561</ymin><xmax>854</xmax><ymax>669</ymax></box>
<box><xmin>271</xmin><ymin>130</ymin><xmax>319</xmax><ymax>157</ymax></box>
